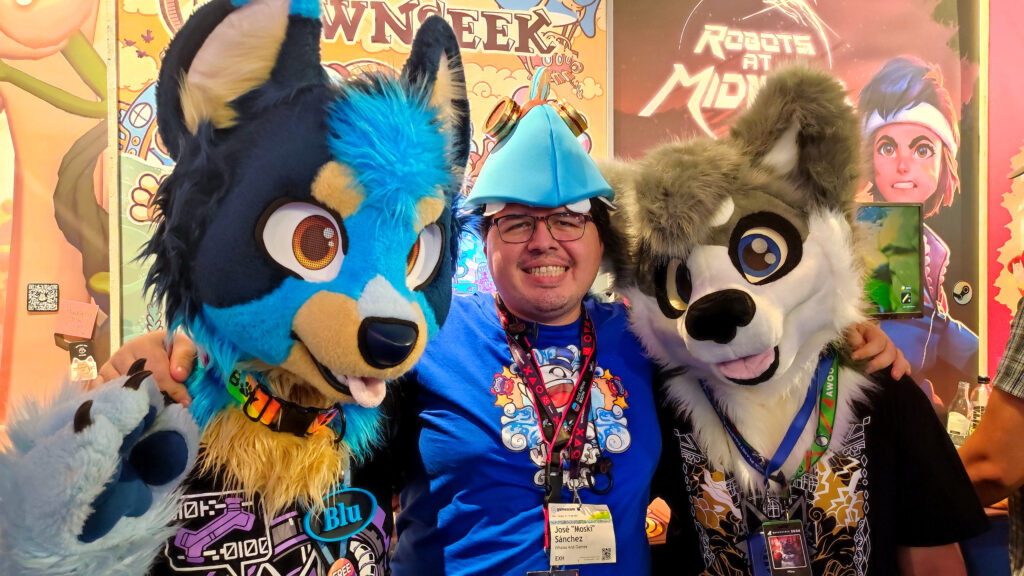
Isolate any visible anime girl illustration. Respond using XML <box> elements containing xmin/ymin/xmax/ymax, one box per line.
<box><xmin>858</xmin><ymin>56</ymin><xmax>978</xmax><ymax>405</ymax></box>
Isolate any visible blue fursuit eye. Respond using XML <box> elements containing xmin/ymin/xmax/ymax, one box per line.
<box><xmin>736</xmin><ymin>227</ymin><xmax>787</xmax><ymax>282</ymax></box>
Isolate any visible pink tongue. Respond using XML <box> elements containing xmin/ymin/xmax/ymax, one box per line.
<box><xmin>347</xmin><ymin>376</ymin><xmax>386</xmax><ymax>408</ymax></box>
<box><xmin>717</xmin><ymin>349</ymin><xmax>776</xmax><ymax>381</ymax></box>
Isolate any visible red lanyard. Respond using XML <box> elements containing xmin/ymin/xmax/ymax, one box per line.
<box><xmin>495</xmin><ymin>297</ymin><xmax>598</xmax><ymax>553</ymax></box>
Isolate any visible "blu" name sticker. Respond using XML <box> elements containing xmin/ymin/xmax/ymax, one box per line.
<box><xmin>303</xmin><ymin>487</ymin><xmax>378</xmax><ymax>543</ymax></box>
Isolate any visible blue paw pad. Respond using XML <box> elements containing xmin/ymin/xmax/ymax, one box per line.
<box><xmin>79</xmin><ymin>462</ymin><xmax>154</xmax><ymax>543</ymax></box>
<box><xmin>129</xmin><ymin>430</ymin><xmax>189</xmax><ymax>486</ymax></box>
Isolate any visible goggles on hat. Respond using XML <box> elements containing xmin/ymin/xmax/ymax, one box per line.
<box><xmin>483</xmin><ymin>97</ymin><xmax>588</xmax><ymax>144</ymax></box>
<box><xmin>482</xmin><ymin>68</ymin><xmax>588</xmax><ymax>144</ymax></box>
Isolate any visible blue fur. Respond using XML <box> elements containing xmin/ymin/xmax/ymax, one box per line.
<box><xmin>202</xmin><ymin>223</ymin><xmax>443</xmax><ymax>366</ymax></box>
<box><xmin>327</xmin><ymin>79</ymin><xmax>452</xmax><ymax>221</ymax></box>
<box><xmin>179</xmin><ymin>316</ymin><xmax>243</xmax><ymax>429</ymax></box>
<box><xmin>287</xmin><ymin>0</ymin><xmax>320</xmax><ymax>18</ymax></box>
<box><xmin>181</xmin><ymin>309</ymin><xmax>384</xmax><ymax>459</ymax></box>
<box><xmin>201</xmin><ymin>277</ymin><xmax>319</xmax><ymax>367</ymax></box>
<box><xmin>230</xmin><ymin>0</ymin><xmax>325</xmax><ymax>22</ymax></box>
<box><xmin>337</xmin><ymin>404</ymin><xmax>383</xmax><ymax>464</ymax></box>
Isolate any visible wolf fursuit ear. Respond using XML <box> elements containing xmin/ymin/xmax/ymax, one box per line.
<box><xmin>730</xmin><ymin>63</ymin><xmax>861</xmax><ymax>215</ymax></box>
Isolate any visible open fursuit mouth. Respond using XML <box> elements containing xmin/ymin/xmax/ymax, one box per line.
<box><xmin>293</xmin><ymin>333</ymin><xmax>386</xmax><ymax>408</ymax></box>
<box><xmin>715</xmin><ymin>347</ymin><xmax>780</xmax><ymax>386</ymax></box>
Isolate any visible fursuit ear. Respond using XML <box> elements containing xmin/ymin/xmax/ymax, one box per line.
<box><xmin>730</xmin><ymin>64</ymin><xmax>862</xmax><ymax>211</ymax></box>
<box><xmin>156</xmin><ymin>0</ymin><xmax>326</xmax><ymax>160</ymax></box>
<box><xmin>401</xmin><ymin>16</ymin><xmax>472</xmax><ymax>179</ymax></box>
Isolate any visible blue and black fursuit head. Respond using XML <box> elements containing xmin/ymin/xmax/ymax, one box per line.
<box><xmin>0</xmin><ymin>0</ymin><xmax>470</xmax><ymax>573</ymax></box>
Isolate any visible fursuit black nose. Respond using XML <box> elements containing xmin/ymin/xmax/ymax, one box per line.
<box><xmin>685</xmin><ymin>289</ymin><xmax>756</xmax><ymax>344</ymax></box>
<box><xmin>358</xmin><ymin>319</ymin><xmax>419</xmax><ymax>368</ymax></box>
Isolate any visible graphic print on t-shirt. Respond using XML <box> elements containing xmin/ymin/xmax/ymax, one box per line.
<box><xmin>158</xmin><ymin>486</ymin><xmax>390</xmax><ymax>575</ymax></box>
<box><xmin>490</xmin><ymin>344</ymin><xmax>632</xmax><ymax>491</ymax></box>
<box><xmin>672</xmin><ymin>417</ymin><xmax>871</xmax><ymax>576</ymax></box>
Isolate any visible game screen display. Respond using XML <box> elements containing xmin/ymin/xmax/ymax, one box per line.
<box><xmin>856</xmin><ymin>203</ymin><xmax>925</xmax><ymax>319</ymax></box>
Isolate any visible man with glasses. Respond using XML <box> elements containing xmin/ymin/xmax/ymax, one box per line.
<box><xmin>100</xmin><ymin>72</ymin><xmax>907</xmax><ymax>574</ymax></box>
<box><xmin>384</xmin><ymin>85</ymin><xmax>662</xmax><ymax>576</ymax></box>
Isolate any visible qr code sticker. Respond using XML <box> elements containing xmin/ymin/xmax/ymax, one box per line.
<box><xmin>602</xmin><ymin>548</ymin><xmax>612</xmax><ymax>561</ymax></box>
<box><xmin>27</xmin><ymin>283</ymin><xmax>59</xmax><ymax>312</ymax></box>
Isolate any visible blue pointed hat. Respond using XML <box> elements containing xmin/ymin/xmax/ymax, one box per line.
<box><xmin>466</xmin><ymin>96</ymin><xmax>614</xmax><ymax>214</ymax></box>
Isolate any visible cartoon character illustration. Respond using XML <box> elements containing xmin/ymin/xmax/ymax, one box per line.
<box><xmin>0</xmin><ymin>1</ymin><xmax>470</xmax><ymax>574</ymax></box>
<box><xmin>119</xmin><ymin>82</ymin><xmax>174</xmax><ymax>167</ymax></box>
<box><xmin>495</xmin><ymin>0</ymin><xmax>601</xmax><ymax>97</ymax></box>
<box><xmin>0</xmin><ymin>0</ymin><xmax>111</xmax><ymax>412</ymax></box>
<box><xmin>520</xmin><ymin>37</ymin><xmax>585</xmax><ymax>98</ymax></box>
<box><xmin>496</xmin><ymin>0</ymin><xmax>602</xmax><ymax>37</ymax></box>
<box><xmin>858</xmin><ymin>55</ymin><xmax>979</xmax><ymax>406</ymax></box>
<box><xmin>491</xmin><ymin>344</ymin><xmax>630</xmax><ymax>492</ymax></box>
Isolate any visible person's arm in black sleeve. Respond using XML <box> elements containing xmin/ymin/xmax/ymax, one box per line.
<box><xmin>886</xmin><ymin>373</ymin><xmax>988</xmax><ymax>545</ymax></box>
<box><xmin>878</xmin><ymin>373</ymin><xmax>988</xmax><ymax>575</ymax></box>
<box><xmin>650</xmin><ymin>399</ymin><xmax>705</xmax><ymax>575</ymax></box>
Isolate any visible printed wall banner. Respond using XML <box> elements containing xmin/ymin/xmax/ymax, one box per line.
<box><xmin>614</xmin><ymin>0</ymin><xmax>981</xmax><ymax>406</ymax></box>
<box><xmin>115</xmin><ymin>0</ymin><xmax>609</xmax><ymax>343</ymax></box>
<box><xmin>986</xmin><ymin>0</ymin><xmax>1024</xmax><ymax>375</ymax></box>
<box><xmin>0</xmin><ymin>1</ymin><xmax>113</xmax><ymax>419</ymax></box>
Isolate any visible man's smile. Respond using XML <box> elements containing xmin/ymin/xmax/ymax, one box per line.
<box><xmin>526</xmin><ymin>265</ymin><xmax>569</xmax><ymax>277</ymax></box>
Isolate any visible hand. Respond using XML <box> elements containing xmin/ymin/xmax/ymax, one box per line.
<box><xmin>98</xmin><ymin>330</ymin><xmax>197</xmax><ymax>406</ymax></box>
<box><xmin>846</xmin><ymin>321</ymin><xmax>911</xmax><ymax>380</ymax></box>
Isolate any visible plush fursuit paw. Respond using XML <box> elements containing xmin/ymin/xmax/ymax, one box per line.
<box><xmin>0</xmin><ymin>365</ymin><xmax>200</xmax><ymax>576</ymax></box>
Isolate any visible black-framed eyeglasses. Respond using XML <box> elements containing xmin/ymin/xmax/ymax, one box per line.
<box><xmin>491</xmin><ymin>212</ymin><xmax>592</xmax><ymax>244</ymax></box>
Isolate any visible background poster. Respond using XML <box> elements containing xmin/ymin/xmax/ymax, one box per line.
<box><xmin>986</xmin><ymin>0</ymin><xmax>1024</xmax><ymax>375</ymax></box>
<box><xmin>115</xmin><ymin>0</ymin><xmax>610</xmax><ymax>340</ymax></box>
<box><xmin>613</xmin><ymin>0</ymin><xmax>981</xmax><ymax>405</ymax></box>
<box><xmin>0</xmin><ymin>1</ymin><xmax>112</xmax><ymax>419</ymax></box>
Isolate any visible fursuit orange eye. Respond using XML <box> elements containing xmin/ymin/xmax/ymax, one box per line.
<box><xmin>406</xmin><ymin>237</ymin><xmax>421</xmax><ymax>276</ymax></box>
<box><xmin>406</xmin><ymin>223</ymin><xmax>444</xmax><ymax>291</ymax></box>
<box><xmin>293</xmin><ymin>215</ymin><xmax>339</xmax><ymax>270</ymax></box>
<box><xmin>260</xmin><ymin>202</ymin><xmax>345</xmax><ymax>282</ymax></box>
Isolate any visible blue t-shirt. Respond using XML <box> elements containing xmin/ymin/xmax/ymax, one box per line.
<box><xmin>392</xmin><ymin>293</ymin><xmax>659</xmax><ymax>575</ymax></box>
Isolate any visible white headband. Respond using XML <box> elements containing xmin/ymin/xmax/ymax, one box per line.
<box><xmin>862</xmin><ymin>102</ymin><xmax>957</xmax><ymax>157</ymax></box>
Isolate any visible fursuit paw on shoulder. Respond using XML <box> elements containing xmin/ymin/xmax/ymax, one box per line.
<box><xmin>0</xmin><ymin>361</ymin><xmax>200</xmax><ymax>576</ymax></box>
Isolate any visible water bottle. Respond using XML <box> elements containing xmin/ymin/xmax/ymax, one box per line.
<box><xmin>946</xmin><ymin>381</ymin><xmax>973</xmax><ymax>447</ymax></box>
<box><xmin>970</xmin><ymin>376</ymin><xmax>991</xmax><ymax>435</ymax></box>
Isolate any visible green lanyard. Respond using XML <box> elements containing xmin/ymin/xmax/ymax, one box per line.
<box><xmin>793</xmin><ymin>356</ymin><xmax>839</xmax><ymax>480</ymax></box>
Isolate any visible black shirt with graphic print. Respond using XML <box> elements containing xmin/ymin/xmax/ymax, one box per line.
<box><xmin>651</xmin><ymin>372</ymin><xmax>988</xmax><ymax>575</ymax></box>
<box><xmin>147</xmin><ymin>459</ymin><xmax>393</xmax><ymax>576</ymax></box>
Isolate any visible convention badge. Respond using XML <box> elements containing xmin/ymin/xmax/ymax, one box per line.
<box><xmin>68</xmin><ymin>340</ymin><xmax>98</xmax><ymax>381</ymax></box>
<box><xmin>547</xmin><ymin>503</ymin><xmax>615</xmax><ymax>566</ymax></box>
<box><xmin>762</xmin><ymin>520</ymin><xmax>812</xmax><ymax>576</ymax></box>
